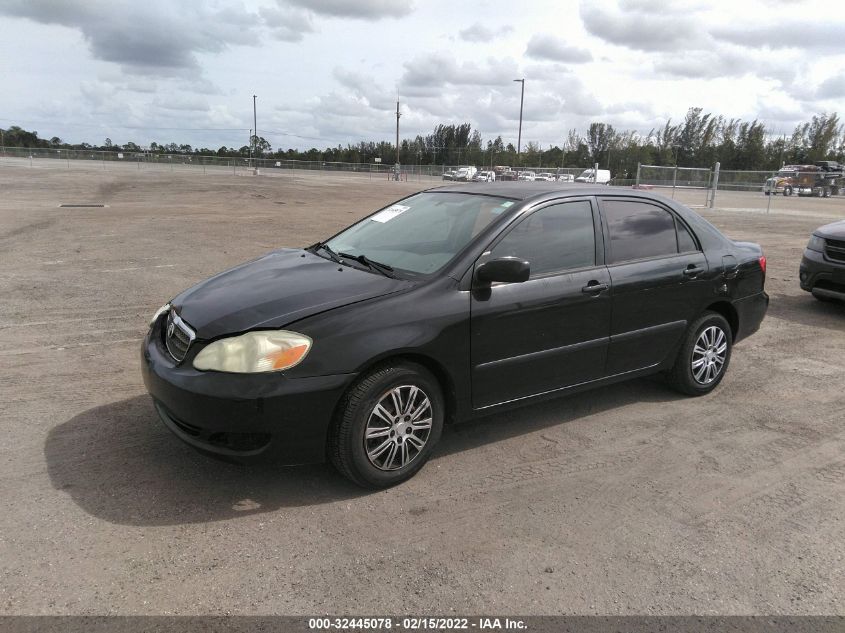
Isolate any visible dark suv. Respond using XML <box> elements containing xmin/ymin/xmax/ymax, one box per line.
<box><xmin>800</xmin><ymin>220</ymin><xmax>845</xmax><ymax>301</ymax></box>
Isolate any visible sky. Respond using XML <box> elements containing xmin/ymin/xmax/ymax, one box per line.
<box><xmin>1</xmin><ymin>0</ymin><xmax>844</xmax><ymax>152</ymax></box>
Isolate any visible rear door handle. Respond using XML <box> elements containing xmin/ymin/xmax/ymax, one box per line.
<box><xmin>581</xmin><ymin>281</ymin><xmax>609</xmax><ymax>294</ymax></box>
<box><xmin>683</xmin><ymin>266</ymin><xmax>705</xmax><ymax>277</ymax></box>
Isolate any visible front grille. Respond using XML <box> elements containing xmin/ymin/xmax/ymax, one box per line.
<box><xmin>164</xmin><ymin>310</ymin><xmax>196</xmax><ymax>363</ymax></box>
<box><xmin>825</xmin><ymin>238</ymin><xmax>845</xmax><ymax>263</ymax></box>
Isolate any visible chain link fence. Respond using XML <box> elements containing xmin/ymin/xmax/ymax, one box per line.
<box><xmin>635</xmin><ymin>164</ymin><xmax>714</xmax><ymax>207</ymax></box>
<box><xmin>3</xmin><ymin>148</ymin><xmax>844</xmax><ymax>216</ymax></box>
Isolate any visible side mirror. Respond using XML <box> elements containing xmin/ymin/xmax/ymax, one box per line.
<box><xmin>476</xmin><ymin>257</ymin><xmax>530</xmax><ymax>284</ymax></box>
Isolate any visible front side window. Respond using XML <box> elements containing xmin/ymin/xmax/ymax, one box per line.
<box><xmin>325</xmin><ymin>192</ymin><xmax>514</xmax><ymax>275</ymax></box>
<box><xmin>488</xmin><ymin>200</ymin><xmax>596</xmax><ymax>277</ymax></box>
<box><xmin>603</xmin><ymin>200</ymin><xmax>684</xmax><ymax>263</ymax></box>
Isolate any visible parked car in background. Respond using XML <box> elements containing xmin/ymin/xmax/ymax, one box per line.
<box><xmin>518</xmin><ymin>171</ymin><xmax>536</xmax><ymax>181</ymax></box>
<box><xmin>499</xmin><ymin>169</ymin><xmax>518</xmax><ymax>181</ymax></box>
<box><xmin>455</xmin><ymin>166</ymin><xmax>478</xmax><ymax>181</ymax></box>
<box><xmin>473</xmin><ymin>170</ymin><xmax>496</xmax><ymax>182</ymax></box>
<box><xmin>143</xmin><ymin>183</ymin><xmax>768</xmax><ymax>488</ymax></box>
<box><xmin>442</xmin><ymin>170</ymin><xmax>456</xmax><ymax>181</ymax></box>
<box><xmin>800</xmin><ymin>219</ymin><xmax>845</xmax><ymax>302</ymax></box>
<box><xmin>575</xmin><ymin>169</ymin><xmax>612</xmax><ymax>184</ymax></box>
<box><xmin>557</xmin><ymin>173</ymin><xmax>575</xmax><ymax>182</ymax></box>
<box><xmin>535</xmin><ymin>172</ymin><xmax>555</xmax><ymax>182</ymax></box>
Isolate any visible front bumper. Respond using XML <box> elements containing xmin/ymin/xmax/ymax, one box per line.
<box><xmin>800</xmin><ymin>248</ymin><xmax>845</xmax><ymax>300</ymax></box>
<box><xmin>141</xmin><ymin>321</ymin><xmax>356</xmax><ymax>464</ymax></box>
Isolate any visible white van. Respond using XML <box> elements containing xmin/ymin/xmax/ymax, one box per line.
<box><xmin>454</xmin><ymin>166</ymin><xmax>478</xmax><ymax>181</ymax></box>
<box><xmin>575</xmin><ymin>168</ymin><xmax>611</xmax><ymax>184</ymax></box>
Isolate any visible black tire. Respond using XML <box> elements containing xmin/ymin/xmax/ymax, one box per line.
<box><xmin>666</xmin><ymin>312</ymin><xmax>733</xmax><ymax>396</ymax></box>
<box><xmin>328</xmin><ymin>361</ymin><xmax>444</xmax><ymax>489</ymax></box>
<box><xmin>784</xmin><ymin>186</ymin><xmax>793</xmax><ymax>196</ymax></box>
<box><xmin>823</xmin><ymin>187</ymin><xmax>832</xmax><ymax>198</ymax></box>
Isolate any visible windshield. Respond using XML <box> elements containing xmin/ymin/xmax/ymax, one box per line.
<box><xmin>324</xmin><ymin>192</ymin><xmax>514</xmax><ymax>275</ymax></box>
<box><xmin>777</xmin><ymin>170</ymin><xmax>796</xmax><ymax>177</ymax></box>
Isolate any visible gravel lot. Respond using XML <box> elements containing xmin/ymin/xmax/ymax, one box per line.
<box><xmin>0</xmin><ymin>167</ymin><xmax>843</xmax><ymax>615</ymax></box>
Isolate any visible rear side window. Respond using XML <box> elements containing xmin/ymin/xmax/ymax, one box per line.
<box><xmin>603</xmin><ymin>200</ymin><xmax>689</xmax><ymax>264</ymax></box>
<box><xmin>489</xmin><ymin>200</ymin><xmax>595</xmax><ymax>277</ymax></box>
<box><xmin>677</xmin><ymin>220</ymin><xmax>698</xmax><ymax>252</ymax></box>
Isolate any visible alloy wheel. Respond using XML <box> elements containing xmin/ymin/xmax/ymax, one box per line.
<box><xmin>364</xmin><ymin>385</ymin><xmax>433</xmax><ymax>471</ymax></box>
<box><xmin>691</xmin><ymin>325</ymin><xmax>727</xmax><ymax>385</ymax></box>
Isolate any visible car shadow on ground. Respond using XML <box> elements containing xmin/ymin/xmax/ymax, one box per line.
<box><xmin>45</xmin><ymin>375</ymin><xmax>681</xmax><ymax>527</ymax></box>
<box><xmin>766</xmin><ymin>292</ymin><xmax>844</xmax><ymax>331</ymax></box>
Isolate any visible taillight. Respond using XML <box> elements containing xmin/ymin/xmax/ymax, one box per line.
<box><xmin>759</xmin><ymin>255</ymin><xmax>766</xmax><ymax>274</ymax></box>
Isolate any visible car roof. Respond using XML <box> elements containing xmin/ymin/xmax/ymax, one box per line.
<box><xmin>429</xmin><ymin>182</ymin><xmax>624</xmax><ymax>200</ymax></box>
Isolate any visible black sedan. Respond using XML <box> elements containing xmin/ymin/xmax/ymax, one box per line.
<box><xmin>800</xmin><ymin>219</ymin><xmax>845</xmax><ymax>302</ymax></box>
<box><xmin>142</xmin><ymin>184</ymin><xmax>768</xmax><ymax>488</ymax></box>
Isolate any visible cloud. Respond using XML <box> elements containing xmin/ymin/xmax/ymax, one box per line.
<box><xmin>284</xmin><ymin>0</ymin><xmax>414</xmax><ymax>19</ymax></box>
<box><xmin>332</xmin><ymin>67</ymin><xmax>394</xmax><ymax>110</ymax></box>
<box><xmin>711</xmin><ymin>21</ymin><xmax>845</xmax><ymax>51</ymax></box>
<box><xmin>579</xmin><ymin>2</ymin><xmax>703</xmax><ymax>51</ymax></box>
<box><xmin>525</xmin><ymin>34</ymin><xmax>593</xmax><ymax>63</ymax></box>
<box><xmin>151</xmin><ymin>95</ymin><xmax>210</xmax><ymax>112</ymax></box>
<box><xmin>652</xmin><ymin>48</ymin><xmax>795</xmax><ymax>83</ymax></box>
<box><xmin>816</xmin><ymin>74</ymin><xmax>845</xmax><ymax>99</ymax></box>
<box><xmin>260</xmin><ymin>6</ymin><xmax>315</xmax><ymax>42</ymax></box>
<box><xmin>459</xmin><ymin>23</ymin><xmax>513</xmax><ymax>42</ymax></box>
<box><xmin>0</xmin><ymin>0</ymin><xmax>262</xmax><ymax>75</ymax></box>
<box><xmin>399</xmin><ymin>53</ymin><xmax>520</xmax><ymax>97</ymax></box>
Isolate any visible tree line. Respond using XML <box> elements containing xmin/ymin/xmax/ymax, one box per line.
<box><xmin>2</xmin><ymin>108</ymin><xmax>843</xmax><ymax>176</ymax></box>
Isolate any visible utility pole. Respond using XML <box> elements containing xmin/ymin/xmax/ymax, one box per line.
<box><xmin>252</xmin><ymin>94</ymin><xmax>258</xmax><ymax>175</ymax></box>
<box><xmin>395</xmin><ymin>100</ymin><xmax>401</xmax><ymax>180</ymax></box>
<box><xmin>513</xmin><ymin>78</ymin><xmax>525</xmax><ymax>168</ymax></box>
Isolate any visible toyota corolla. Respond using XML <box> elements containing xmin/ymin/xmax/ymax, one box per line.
<box><xmin>142</xmin><ymin>183</ymin><xmax>768</xmax><ymax>488</ymax></box>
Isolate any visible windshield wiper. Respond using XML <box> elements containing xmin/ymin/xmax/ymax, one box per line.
<box><xmin>338</xmin><ymin>252</ymin><xmax>396</xmax><ymax>278</ymax></box>
<box><xmin>312</xmin><ymin>241</ymin><xmax>343</xmax><ymax>265</ymax></box>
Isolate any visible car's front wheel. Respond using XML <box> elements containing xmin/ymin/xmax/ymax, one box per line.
<box><xmin>666</xmin><ymin>312</ymin><xmax>733</xmax><ymax>396</ymax></box>
<box><xmin>328</xmin><ymin>361</ymin><xmax>444</xmax><ymax>488</ymax></box>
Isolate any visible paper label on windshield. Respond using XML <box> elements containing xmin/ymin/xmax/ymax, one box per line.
<box><xmin>371</xmin><ymin>204</ymin><xmax>410</xmax><ymax>223</ymax></box>
<box><xmin>492</xmin><ymin>201</ymin><xmax>514</xmax><ymax>214</ymax></box>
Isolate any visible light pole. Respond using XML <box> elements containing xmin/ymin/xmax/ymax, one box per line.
<box><xmin>513</xmin><ymin>78</ymin><xmax>524</xmax><ymax>168</ymax></box>
<box><xmin>252</xmin><ymin>94</ymin><xmax>258</xmax><ymax>175</ymax></box>
<box><xmin>395</xmin><ymin>100</ymin><xmax>401</xmax><ymax>180</ymax></box>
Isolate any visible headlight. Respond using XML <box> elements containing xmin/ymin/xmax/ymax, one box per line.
<box><xmin>806</xmin><ymin>235</ymin><xmax>826</xmax><ymax>252</ymax></box>
<box><xmin>150</xmin><ymin>302</ymin><xmax>170</xmax><ymax>326</ymax></box>
<box><xmin>193</xmin><ymin>330</ymin><xmax>312</xmax><ymax>373</ymax></box>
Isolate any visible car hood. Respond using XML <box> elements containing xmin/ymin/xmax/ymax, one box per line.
<box><xmin>172</xmin><ymin>248</ymin><xmax>413</xmax><ymax>339</ymax></box>
<box><xmin>815</xmin><ymin>219</ymin><xmax>845</xmax><ymax>240</ymax></box>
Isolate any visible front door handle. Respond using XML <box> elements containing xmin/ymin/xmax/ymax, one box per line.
<box><xmin>683</xmin><ymin>265</ymin><xmax>705</xmax><ymax>277</ymax></box>
<box><xmin>581</xmin><ymin>281</ymin><xmax>609</xmax><ymax>294</ymax></box>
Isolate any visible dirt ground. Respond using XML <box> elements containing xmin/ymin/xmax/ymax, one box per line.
<box><xmin>0</xmin><ymin>166</ymin><xmax>843</xmax><ymax>615</ymax></box>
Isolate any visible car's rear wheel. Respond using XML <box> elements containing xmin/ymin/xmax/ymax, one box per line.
<box><xmin>328</xmin><ymin>361</ymin><xmax>444</xmax><ymax>488</ymax></box>
<box><xmin>784</xmin><ymin>186</ymin><xmax>793</xmax><ymax>196</ymax></box>
<box><xmin>666</xmin><ymin>312</ymin><xmax>732</xmax><ymax>396</ymax></box>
